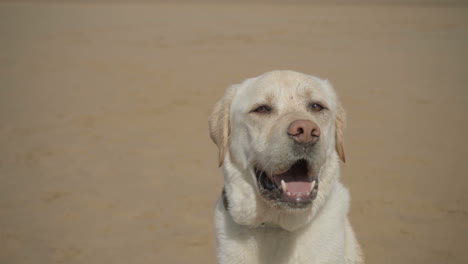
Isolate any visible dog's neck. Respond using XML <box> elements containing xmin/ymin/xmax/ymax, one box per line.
<box><xmin>221</xmin><ymin>153</ymin><xmax>342</xmax><ymax>232</ymax></box>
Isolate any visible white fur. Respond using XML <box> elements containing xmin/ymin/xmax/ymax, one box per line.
<box><xmin>210</xmin><ymin>71</ymin><xmax>364</xmax><ymax>264</ymax></box>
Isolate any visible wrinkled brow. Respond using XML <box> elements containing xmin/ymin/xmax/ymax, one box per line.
<box><xmin>304</xmin><ymin>89</ymin><xmax>312</xmax><ymax>99</ymax></box>
<box><xmin>264</xmin><ymin>94</ymin><xmax>274</xmax><ymax>104</ymax></box>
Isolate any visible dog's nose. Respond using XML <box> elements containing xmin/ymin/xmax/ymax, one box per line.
<box><xmin>287</xmin><ymin>120</ymin><xmax>320</xmax><ymax>144</ymax></box>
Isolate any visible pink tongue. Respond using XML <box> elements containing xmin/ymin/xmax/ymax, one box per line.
<box><xmin>285</xmin><ymin>182</ymin><xmax>311</xmax><ymax>193</ymax></box>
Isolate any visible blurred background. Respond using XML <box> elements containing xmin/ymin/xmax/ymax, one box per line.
<box><xmin>1</xmin><ymin>1</ymin><xmax>467</xmax><ymax>263</ymax></box>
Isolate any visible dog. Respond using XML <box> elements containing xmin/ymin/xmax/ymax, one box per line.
<box><xmin>209</xmin><ymin>70</ymin><xmax>364</xmax><ymax>264</ymax></box>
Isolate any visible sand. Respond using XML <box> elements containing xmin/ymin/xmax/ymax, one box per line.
<box><xmin>0</xmin><ymin>1</ymin><xmax>467</xmax><ymax>263</ymax></box>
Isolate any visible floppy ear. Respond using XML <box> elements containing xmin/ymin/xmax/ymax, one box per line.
<box><xmin>335</xmin><ymin>103</ymin><xmax>346</xmax><ymax>163</ymax></box>
<box><xmin>209</xmin><ymin>85</ymin><xmax>237</xmax><ymax>167</ymax></box>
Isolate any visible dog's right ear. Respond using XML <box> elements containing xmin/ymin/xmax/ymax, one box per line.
<box><xmin>209</xmin><ymin>85</ymin><xmax>237</xmax><ymax>167</ymax></box>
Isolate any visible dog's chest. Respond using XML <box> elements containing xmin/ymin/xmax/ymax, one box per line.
<box><xmin>249</xmin><ymin>224</ymin><xmax>345</xmax><ymax>264</ymax></box>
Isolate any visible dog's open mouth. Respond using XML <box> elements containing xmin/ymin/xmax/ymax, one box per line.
<box><xmin>254</xmin><ymin>159</ymin><xmax>319</xmax><ymax>208</ymax></box>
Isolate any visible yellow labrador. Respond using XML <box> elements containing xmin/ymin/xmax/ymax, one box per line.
<box><xmin>209</xmin><ymin>70</ymin><xmax>364</xmax><ymax>264</ymax></box>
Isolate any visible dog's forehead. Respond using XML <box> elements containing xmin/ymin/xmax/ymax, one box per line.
<box><xmin>233</xmin><ymin>71</ymin><xmax>337</xmax><ymax>110</ymax></box>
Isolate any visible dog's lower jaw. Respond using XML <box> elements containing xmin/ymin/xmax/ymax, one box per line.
<box><xmin>221</xmin><ymin>154</ymin><xmax>341</xmax><ymax>232</ymax></box>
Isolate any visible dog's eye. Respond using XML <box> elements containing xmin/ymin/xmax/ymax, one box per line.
<box><xmin>310</xmin><ymin>103</ymin><xmax>324</xmax><ymax>112</ymax></box>
<box><xmin>251</xmin><ymin>105</ymin><xmax>272</xmax><ymax>114</ymax></box>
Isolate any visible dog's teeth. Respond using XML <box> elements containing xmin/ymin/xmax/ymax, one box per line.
<box><xmin>281</xmin><ymin>180</ymin><xmax>287</xmax><ymax>192</ymax></box>
<box><xmin>310</xmin><ymin>181</ymin><xmax>316</xmax><ymax>192</ymax></box>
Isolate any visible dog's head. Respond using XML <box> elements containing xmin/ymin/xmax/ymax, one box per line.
<box><xmin>210</xmin><ymin>71</ymin><xmax>345</xmax><ymax>212</ymax></box>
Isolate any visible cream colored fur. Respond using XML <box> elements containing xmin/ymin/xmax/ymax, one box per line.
<box><xmin>209</xmin><ymin>70</ymin><xmax>364</xmax><ymax>264</ymax></box>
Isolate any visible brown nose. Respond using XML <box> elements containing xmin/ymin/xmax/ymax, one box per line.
<box><xmin>287</xmin><ymin>120</ymin><xmax>320</xmax><ymax>144</ymax></box>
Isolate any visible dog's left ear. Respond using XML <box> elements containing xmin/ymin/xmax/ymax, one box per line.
<box><xmin>335</xmin><ymin>102</ymin><xmax>346</xmax><ymax>163</ymax></box>
<box><xmin>209</xmin><ymin>85</ymin><xmax>237</xmax><ymax>167</ymax></box>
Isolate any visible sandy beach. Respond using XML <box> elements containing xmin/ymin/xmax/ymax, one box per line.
<box><xmin>0</xmin><ymin>1</ymin><xmax>467</xmax><ymax>263</ymax></box>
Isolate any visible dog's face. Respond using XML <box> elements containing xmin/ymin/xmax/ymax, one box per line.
<box><xmin>210</xmin><ymin>71</ymin><xmax>345</xmax><ymax>211</ymax></box>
